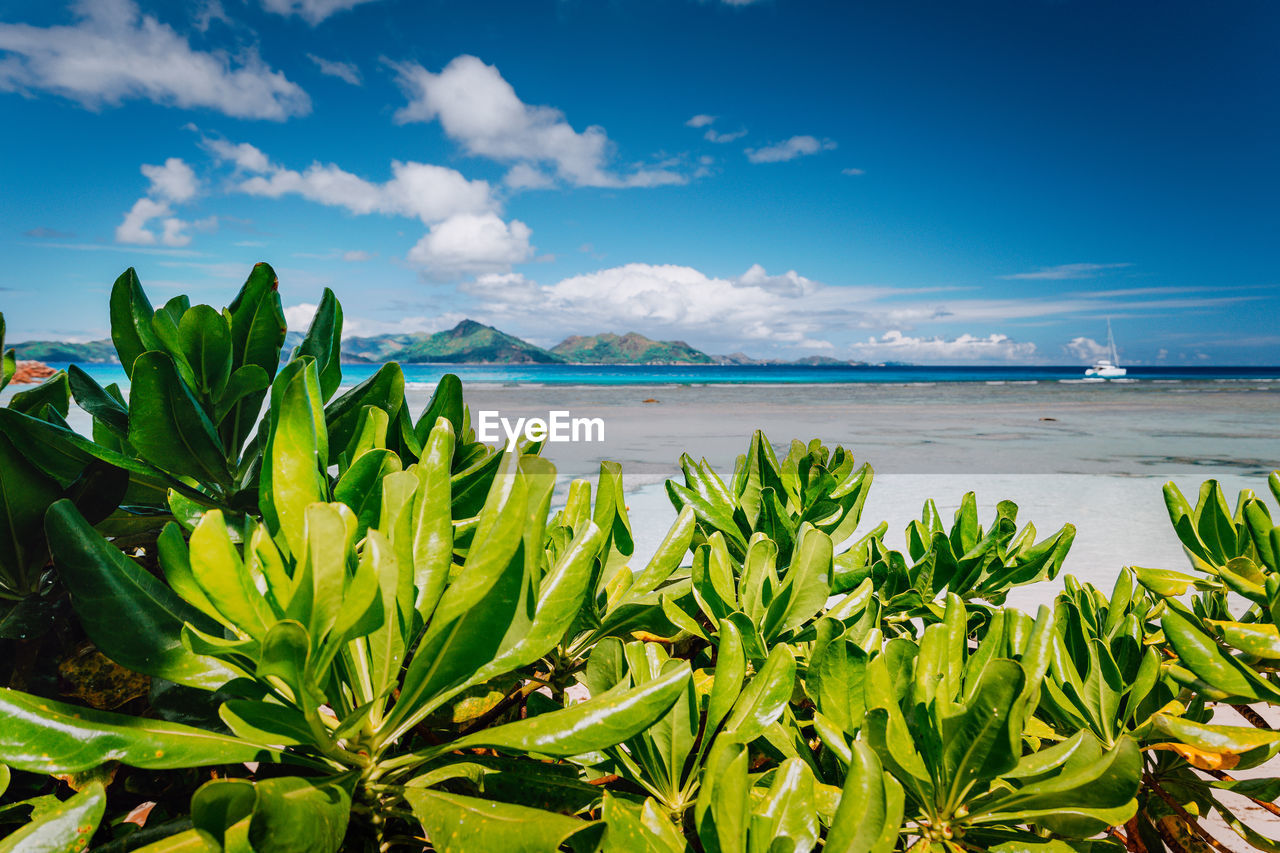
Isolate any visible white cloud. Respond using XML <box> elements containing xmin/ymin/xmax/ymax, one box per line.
<box><xmin>285</xmin><ymin>301</ymin><xmax>465</xmax><ymax>338</ymax></box>
<box><xmin>259</xmin><ymin>0</ymin><xmax>384</xmax><ymax>25</ymax></box>
<box><xmin>391</xmin><ymin>55</ymin><xmax>686</xmax><ymax>188</ymax></box>
<box><xmin>116</xmin><ymin>198</ymin><xmax>173</xmax><ymax>246</ymax></box>
<box><xmin>141</xmin><ymin>157</ymin><xmax>198</xmax><ymax>203</ymax></box>
<box><xmin>463</xmin><ymin>262</ymin><xmax>860</xmax><ymax>350</ymax></box>
<box><xmin>686</xmin><ymin>114</ymin><xmax>717</xmax><ymax>128</ymax></box>
<box><xmin>1064</xmin><ymin>336</ymin><xmax>1110</xmax><ymax>362</ymax></box>
<box><xmin>705</xmin><ymin>128</ymin><xmax>747</xmax><ymax>144</ymax></box>
<box><xmin>0</xmin><ymin>0</ymin><xmax>309</xmax><ymax>120</ymax></box>
<box><xmin>842</xmin><ymin>167</ymin><xmax>865</xmax><ymax>176</ymax></box>
<box><xmin>407</xmin><ymin>213</ymin><xmax>534</xmax><ymax>278</ymax></box>
<box><xmin>503</xmin><ymin>163</ymin><xmax>555</xmax><ymax>190</ymax></box>
<box><xmin>848</xmin><ymin>331</ymin><xmax>1038</xmax><ymax>364</ymax></box>
<box><xmin>224</xmin><ymin>147</ymin><xmax>496</xmax><ymax>224</ymax></box>
<box><xmin>1001</xmin><ymin>262</ymin><xmax>1131</xmax><ymax>280</ymax></box>
<box><xmin>342</xmin><ymin>250</ymin><xmax>372</xmax><ymax>262</ymax></box>
<box><xmin>203</xmin><ymin>139</ymin><xmax>272</xmax><ymax>172</ymax></box>
<box><xmin>116</xmin><ymin>157</ymin><xmax>210</xmax><ymax>246</ymax></box>
<box><xmin>306</xmin><ymin>53</ymin><xmax>361</xmax><ymax>85</ymax></box>
<box><xmin>746</xmin><ymin>136</ymin><xmax>837</xmax><ymax>163</ymax></box>
<box><xmin>207</xmin><ymin>139</ymin><xmax>535</xmax><ymax>275</ymax></box>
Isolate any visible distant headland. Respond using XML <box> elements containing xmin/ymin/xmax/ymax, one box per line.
<box><xmin>11</xmin><ymin>319</ymin><xmax>873</xmax><ymax>367</ymax></box>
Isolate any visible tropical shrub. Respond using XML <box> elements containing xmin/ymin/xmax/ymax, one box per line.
<box><xmin>1</xmin><ymin>263</ymin><xmax>1278</xmax><ymax>852</ymax></box>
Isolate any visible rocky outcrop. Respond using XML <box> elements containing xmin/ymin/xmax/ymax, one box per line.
<box><xmin>11</xmin><ymin>360</ymin><xmax>56</xmax><ymax>384</ymax></box>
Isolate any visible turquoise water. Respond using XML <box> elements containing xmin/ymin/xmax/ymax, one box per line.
<box><xmin>46</xmin><ymin>362</ymin><xmax>1280</xmax><ymax>389</ymax></box>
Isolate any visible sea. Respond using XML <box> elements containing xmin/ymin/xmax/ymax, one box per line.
<box><xmin>52</xmin><ymin>362</ymin><xmax>1280</xmax><ymax>390</ymax></box>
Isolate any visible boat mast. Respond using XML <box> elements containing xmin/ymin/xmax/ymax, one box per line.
<box><xmin>1106</xmin><ymin>318</ymin><xmax>1118</xmax><ymax>364</ymax></box>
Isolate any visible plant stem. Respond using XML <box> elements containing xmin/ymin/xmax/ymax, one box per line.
<box><xmin>1230</xmin><ymin>703</ymin><xmax>1273</xmax><ymax>730</ymax></box>
<box><xmin>1204</xmin><ymin>768</ymin><xmax>1280</xmax><ymax>817</ymax></box>
<box><xmin>1145</xmin><ymin>773</ymin><xmax>1233</xmax><ymax>853</ymax></box>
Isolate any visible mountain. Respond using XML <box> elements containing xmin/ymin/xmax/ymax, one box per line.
<box><xmin>793</xmin><ymin>355</ymin><xmax>860</xmax><ymax>366</ymax></box>
<box><xmin>713</xmin><ymin>352</ymin><xmax>761</xmax><ymax>365</ymax></box>
<box><xmin>551</xmin><ymin>332</ymin><xmax>714</xmax><ymax>364</ymax></box>
<box><xmin>10</xmin><ymin>339</ymin><xmax>118</xmax><ymax>363</ymax></box>
<box><xmin>344</xmin><ymin>320</ymin><xmax>561</xmax><ymax>364</ymax></box>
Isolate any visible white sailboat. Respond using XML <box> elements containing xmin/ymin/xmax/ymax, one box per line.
<box><xmin>1084</xmin><ymin>319</ymin><xmax>1126</xmax><ymax>379</ymax></box>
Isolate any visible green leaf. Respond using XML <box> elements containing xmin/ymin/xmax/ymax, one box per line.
<box><xmin>333</xmin><ymin>448</ymin><xmax>401</xmax><ymax>537</ymax></box>
<box><xmin>128</xmin><ymin>352</ymin><xmax>232</xmax><ymax>487</ymax></box>
<box><xmin>324</xmin><ymin>363</ymin><xmax>404</xmax><ymax>468</ymax></box>
<box><xmin>404</xmin><ymin>787</ymin><xmax>594</xmax><ymax>853</ymax></box>
<box><xmin>0</xmin><ymin>432</ymin><xmax>61</xmax><ymax>597</ymax></box>
<box><xmin>414</xmin><ymin>373</ymin><xmax>464</xmax><ymax>445</ymax></box>
<box><xmin>751</xmin><ymin>758</ymin><xmax>819</xmax><ymax>853</ymax></box>
<box><xmin>449</xmin><ymin>661</ymin><xmax>690</xmax><ymax>759</ymax></box>
<box><xmin>178</xmin><ymin>305</ymin><xmax>233</xmax><ymax>399</ymax></box>
<box><xmin>261</xmin><ymin>359</ymin><xmax>329</xmax><ymax>557</ymax></box>
<box><xmin>226</xmin><ymin>263</ymin><xmax>286</xmax><ymax>380</ymax></box>
<box><xmin>809</xmin><ymin>640</ymin><xmax>867</xmax><ymax>734</ymax></box>
<box><xmin>289</xmin><ymin>288</ymin><xmax>343</xmax><ymax>402</ymax></box>
<box><xmin>1207</xmin><ymin>619</ymin><xmax>1280</xmax><ymax>659</ymax></box>
<box><xmin>109</xmin><ymin>267</ymin><xmax>163</xmax><ymax>377</ymax></box>
<box><xmin>222</xmin><ymin>263</ymin><xmax>286</xmax><ymax>454</ymax></box>
<box><xmin>9</xmin><ymin>371</ymin><xmax>71</xmax><ymax>420</ymax></box>
<box><xmin>1153</xmin><ymin>713</ymin><xmax>1280</xmax><ymax>758</ymax></box>
<box><xmin>129</xmin><ymin>829</ymin><xmax>222</xmax><ymax>851</ymax></box>
<box><xmin>46</xmin><ymin>500</ymin><xmax>236</xmax><ymax>690</ymax></box>
<box><xmin>0</xmin><ymin>780</ymin><xmax>105</xmax><ymax>853</ymax></box>
<box><xmin>601</xmin><ymin>794</ymin><xmax>684</xmax><ymax>853</ymax></box>
<box><xmin>244</xmin><ymin>776</ymin><xmax>350</xmax><ymax>853</ymax></box>
<box><xmin>1163</xmin><ymin>605</ymin><xmax>1280</xmax><ymax>702</ymax></box>
<box><xmin>67</xmin><ymin>365</ymin><xmax>129</xmax><ymax>437</ymax></box>
<box><xmin>0</xmin><ymin>687</ymin><xmax>275</xmax><ymax>773</ymax></box>
<box><xmin>721</xmin><ymin>645</ymin><xmax>796</xmax><ymax>743</ymax></box>
<box><xmin>825</xmin><ymin>741</ymin><xmax>903</xmax><ymax>853</ymax></box>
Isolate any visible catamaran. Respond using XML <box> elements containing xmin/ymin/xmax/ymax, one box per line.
<box><xmin>1084</xmin><ymin>319</ymin><xmax>1126</xmax><ymax>379</ymax></box>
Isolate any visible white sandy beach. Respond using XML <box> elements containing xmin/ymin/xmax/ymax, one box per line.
<box><xmin>445</xmin><ymin>380</ymin><xmax>1280</xmax><ymax>606</ymax></box>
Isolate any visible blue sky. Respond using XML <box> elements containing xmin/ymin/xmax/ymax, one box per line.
<box><xmin>1</xmin><ymin>0</ymin><xmax>1277</xmax><ymax>363</ymax></box>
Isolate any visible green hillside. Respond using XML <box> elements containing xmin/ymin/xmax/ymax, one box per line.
<box><xmin>11</xmin><ymin>339</ymin><xmax>118</xmax><ymax>363</ymax></box>
<box><xmin>551</xmin><ymin>332</ymin><xmax>714</xmax><ymax>364</ymax></box>
<box><xmin>345</xmin><ymin>320</ymin><xmax>562</xmax><ymax>364</ymax></box>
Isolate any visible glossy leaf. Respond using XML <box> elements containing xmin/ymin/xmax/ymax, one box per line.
<box><xmin>47</xmin><ymin>500</ymin><xmax>236</xmax><ymax>689</ymax></box>
<box><xmin>0</xmin><ymin>688</ymin><xmax>275</xmax><ymax>773</ymax></box>
<box><xmin>0</xmin><ymin>781</ymin><xmax>105</xmax><ymax>853</ymax></box>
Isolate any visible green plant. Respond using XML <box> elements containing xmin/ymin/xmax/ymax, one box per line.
<box><xmin>5</xmin><ymin>265</ymin><xmax>1280</xmax><ymax>852</ymax></box>
<box><xmin>2</xmin><ymin>424</ymin><xmax>691</xmax><ymax>850</ymax></box>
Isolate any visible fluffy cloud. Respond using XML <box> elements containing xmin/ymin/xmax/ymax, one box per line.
<box><xmin>0</xmin><ymin>0</ymin><xmax>309</xmax><ymax>120</ymax></box>
<box><xmin>407</xmin><ymin>213</ymin><xmax>534</xmax><ymax>277</ymax></box>
<box><xmin>260</xmin><ymin>0</ymin><xmax>384</xmax><ymax>25</ymax></box>
<box><xmin>285</xmin><ymin>302</ymin><xmax>466</xmax><ymax>338</ymax></box>
<box><xmin>686</xmin><ymin>114</ymin><xmax>717</xmax><ymax>128</ymax></box>
<box><xmin>705</xmin><ymin>128</ymin><xmax>747</xmax><ymax>144</ymax></box>
<box><xmin>306</xmin><ymin>53</ymin><xmax>361</xmax><ymax>85</ymax></box>
<box><xmin>141</xmin><ymin>157</ymin><xmax>199</xmax><ymax>203</ymax></box>
<box><xmin>1001</xmin><ymin>263</ymin><xmax>1131</xmax><ymax>280</ymax></box>
<box><xmin>208</xmin><ymin>139</ymin><xmax>534</xmax><ymax>277</ymax></box>
<box><xmin>1064</xmin><ymin>336</ymin><xmax>1110</xmax><ymax>362</ymax></box>
<box><xmin>842</xmin><ymin>167</ymin><xmax>866</xmax><ymax>176</ymax></box>
<box><xmin>392</xmin><ymin>55</ymin><xmax>685</xmax><ymax>188</ymax></box>
<box><xmin>214</xmin><ymin>141</ymin><xmax>496</xmax><ymax>224</ymax></box>
<box><xmin>116</xmin><ymin>158</ymin><xmax>211</xmax><ymax>246</ymax></box>
<box><xmin>848</xmin><ymin>331</ymin><xmax>1038</xmax><ymax>363</ymax></box>
<box><xmin>746</xmin><ymin>135</ymin><xmax>837</xmax><ymax>163</ymax></box>
<box><xmin>463</xmin><ymin>262</ymin><xmax>859</xmax><ymax>350</ymax></box>
<box><xmin>503</xmin><ymin>163</ymin><xmax>555</xmax><ymax>190</ymax></box>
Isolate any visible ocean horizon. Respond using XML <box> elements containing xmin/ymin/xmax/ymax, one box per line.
<box><xmin>42</xmin><ymin>361</ymin><xmax>1280</xmax><ymax>390</ymax></box>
